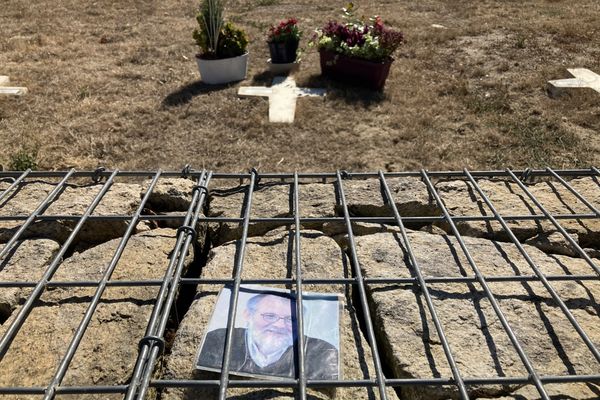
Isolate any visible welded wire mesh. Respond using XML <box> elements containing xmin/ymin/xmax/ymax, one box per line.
<box><xmin>0</xmin><ymin>168</ymin><xmax>598</xmax><ymax>400</ymax></box>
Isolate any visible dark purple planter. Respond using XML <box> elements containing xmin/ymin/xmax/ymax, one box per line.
<box><xmin>268</xmin><ymin>40</ymin><xmax>299</xmax><ymax>64</ymax></box>
<box><xmin>319</xmin><ymin>49</ymin><xmax>393</xmax><ymax>90</ymax></box>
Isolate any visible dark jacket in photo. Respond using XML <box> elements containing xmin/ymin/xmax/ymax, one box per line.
<box><xmin>197</xmin><ymin>328</ymin><xmax>339</xmax><ymax>380</ymax></box>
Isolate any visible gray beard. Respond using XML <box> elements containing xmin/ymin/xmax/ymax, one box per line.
<box><xmin>249</xmin><ymin>325</ymin><xmax>293</xmax><ymax>356</ymax></box>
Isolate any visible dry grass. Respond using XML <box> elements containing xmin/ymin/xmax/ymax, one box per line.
<box><xmin>0</xmin><ymin>0</ymin><xmax>599</xmax><ymax>172</ymax></box>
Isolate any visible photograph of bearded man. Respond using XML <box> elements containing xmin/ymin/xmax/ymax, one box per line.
<box><xmin>196</xmin><ymin>289</ymin><xmax>340</xmax><ymax>380</ymax></box>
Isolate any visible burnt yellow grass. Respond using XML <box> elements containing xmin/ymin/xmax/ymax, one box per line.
<box><xmin>0</xmin><ymin>0</ymin><xmax>598</xmax><ymax>171</ymax></box>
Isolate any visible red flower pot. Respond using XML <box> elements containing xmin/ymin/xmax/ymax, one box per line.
<box><xmin>319</xmin><ymin>49</ymin><xmax>393</xmax><ymax>90</ymax></box>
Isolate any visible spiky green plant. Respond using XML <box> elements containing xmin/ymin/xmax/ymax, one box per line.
<box><xmin>195</xmin><ymin>0</ymin><xmax>224</xmax><ymax>56</ymax></box>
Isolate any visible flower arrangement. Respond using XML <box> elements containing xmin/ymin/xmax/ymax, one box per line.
<box><xmin>312</xmin><ymin>3</ymin><xmax>404</xmax><ymax>63</ymax></box>
<box><xmin>267</xmin><ymin>18</ymin><xmax>302</xmax><ymax>44</ymax></box>
<box><xmin>266</xmin><ymin>17</ymin><xmax>302</xmax><ymax>64</ymax></box>
<box><xmin>193</xmin><ymin>0</ymin><xmax>248</xmax><ymax>59</ymax></box>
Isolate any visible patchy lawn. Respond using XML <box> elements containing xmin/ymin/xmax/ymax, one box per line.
<box><xmin>1</xmin><ymin>0</ymin><xmax>599</xmax><ymax>172</ymax></box>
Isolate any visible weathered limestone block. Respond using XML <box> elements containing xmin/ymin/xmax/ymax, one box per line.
<box><xmin>162</xmin><ymin>228</ymin><xmax>399</xmax><ymax>400</ymax></box>
<box><xmin>208</xmin><ymin>183</ymin><xmax>336</xmax><ymax>245</ymax></box>
<box><xmin>322</xmin><ymin>176</ymin><xmax>440</xmax><ymax>237</ymax></box>
<box><xmin>0</xmin><ymin>228</ymin><xmax>196</xmax><ymax>399</ymax></box>
<box><xmin>435</xmin><ymin>177</ymin><xmax>600</xmax><ymax>256</ymax></box>
<box><xmin>140</xmin><ymin>177</ymin><xmax>212</xmax><ymax>239</ymax></box>
<box><xmin>354</xmin><ymin>230</ymin><xmax>600</xmax><ymax>400</ymax></box>
<box><xmin>144</xmin><ymin>178</ymin><xmax>196</xmax><ymax>212</ymax></box>
<box><xmin>323</xmin><ymin>221</ymin><xmax>396</xmax><ymax>238</ymax></box>
<box><xmin>0</xmin><ymin>239</ymin><xmax>60</xmax><ymax>319</ymax></box>
<box><xmin>0</xmin><ymin>181</ymin><xmax>143</xmax><ymax>245</ymax></box>
<box><xmin>0</xmin><ymin>289</ymin><xmax>155</xmax><ymax>400</ymax></box>
<box><xmin>208</xmin><ymin>177</ymin><xmax>438</xmax><ymax>245</ymax></box>
<box><xmin>339</xmin><ymin>176</ymin><xmax>437</xmax><ymax>219</ymax></box>
<box><xmin>47</xmin><ymin>228</ymin><xmax>194</xmax><ymax>302</ymax></box>
<box><xmin>488</xmin><ymin>381</ymin><xmax>600</xmax><ymax>399</ymax></box>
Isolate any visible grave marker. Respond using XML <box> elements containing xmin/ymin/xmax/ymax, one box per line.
<box><xmin>547</xmin><ymin>68</ymin><xmax>600</xmax><ymax>98</ymax></box>
<box><xmin>0</xmin><ymin>76</ymin><xmax>28</xmax><ymax>96</ymax></box>
<box><xmin>238</xmin><ymin>76</ymin><xmax>326</xmax><ymax>123</ymax></box>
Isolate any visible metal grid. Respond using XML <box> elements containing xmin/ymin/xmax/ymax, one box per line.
<box><xmin>0</xmin><ymin>167</ymin><xmax>598</xmax><ymax>399</ymax></box>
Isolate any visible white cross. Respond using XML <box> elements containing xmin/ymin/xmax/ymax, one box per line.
<box><xmin>547</xmin><ymin>68</ymin><xmax>600</xmax><ymax>98</ymax></box>
<box><xmin>238</xmin><ymin>76</ymin><xmax>326</xmax><ymax>123</ymax></box>
<box><xmin>0</xmin><ymin>76</ymin><xmax>28</xmax><ymax>96</ymax></box>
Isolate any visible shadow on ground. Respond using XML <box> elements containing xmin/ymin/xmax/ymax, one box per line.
<box><xmin>301</xmin><ymin>74</ymin><xmax>387</xmax><ymax>106</ymax></box>
<box><xmin>162</xmin><ymin>80</ymin><xmax>237</xmax><ymax>107</ymax></box>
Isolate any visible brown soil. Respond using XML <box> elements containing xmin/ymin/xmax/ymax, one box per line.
<box><xmin>1</xmin><ymin>0</ymin><xmax>599</xmax><ymax>172</ymax></box>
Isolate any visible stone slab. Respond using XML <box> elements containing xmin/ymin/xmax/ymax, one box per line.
<box><xmin>435</xmin><ymin>177</ymin><xmax>600</xmax><ymax>256</ymax></box>
<box><xmin>208</xmin><ymin>177</ymin><xmax>437</xmax><ymax>245</ymax></box>
<box><xmin>354</xmin><ymin>229</ymin><xmax>600</xmax><ymax>400</ymax></box>
<box><xmin>0</xmin><ymin>228</ymin><xmax>196</xmax><ymax>399</ymax></box>
<box><xmin>487</xmin><ymin>382</ymin><xmax>600</xmax><ymax>399</ymax></box>
<box><xmin>238</xmin><ymin>86</ymin><xmax>272</xmax><ymax>97</ymax></box>
<box><xmin>208</xmin><ymin>182</ymin><xmax>337</xmax><ymax>245</ymax></box>
<box><xmin>0</xmin><ymin>87</ymin><xmax>28</xmax><ymax>96</ymax></box>
<box><xmin>0</xmin><ymin>181</ymin><xmax>144</xmax><ymax>245</ymax></box>
<box><xmin>143</xmin><ymin>178</ymin><xmax>196</xmax><ymax>212</ymax></box>
<box><xmin>0</xmin><ymin>75</ymin><xmax>27</xmax><ymax>95</ymax></box>
<box><xmin>0</xmin><ymin>238</ymin><xmax>60</xmax><ymax>319</ymax></box>
<box><xmin>0</xmin><ymin>289</ymin><xmax>155</xmax><ymax>400</ymax></box>
<box><xmin>162</xmin><ymin>227</ymin><xmax>399</xmax><ymax>400</ymax></box>
<box><xmin>48</xmin><ymin>228</ymin><xmax>193</xmax><ymax>302</ymax></box>
<box><xmin>337</xmin><ymin>176</ymin><xmax>437</xmax><ymax>218</ymax></box>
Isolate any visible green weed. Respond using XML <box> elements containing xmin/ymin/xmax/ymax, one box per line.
<box><xmin>9</xmin><ymin>148</ymin><xmax>38</xmax><ymax>171</ymax></box>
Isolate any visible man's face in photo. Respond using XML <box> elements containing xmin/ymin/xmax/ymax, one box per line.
<box><xmin>246</xmin><ymin>295</ymin><xmax>295</xmax><ymax>356</ymax></box>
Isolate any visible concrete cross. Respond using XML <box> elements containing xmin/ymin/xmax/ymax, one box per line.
<box><xmin>238</xmin><ymin>76</ymin><xmax>326</xmax><ymax>123</ymax></box>
<box><xmin>547</xmin><ymin>68</ymin><xmax>600</xmax><ymax>98</ymax></box>
<box><xmin>0</xmin><ymin>76</ymin><xmax>28</xmax><ymax>96</ymax></box>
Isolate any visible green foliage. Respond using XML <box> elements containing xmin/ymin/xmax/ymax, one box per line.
<box><xmin>78</xmin><ymin>86</ymin><xmax>91</xmax><ymax>100</ymax></box>
<box><xmin>194</xmin><ymin>10</ymin><xmax>248</xmax><ymax>58</ymax></box>
<box><xmin>9</xmin><ymin>148</ymin><xmax>38</xmax><ymax>171</ymax></box>
<box><xmin>218</xmin><ymin>22</ymin><xmax>248</xmax><ymax>58</ymax></box>
<box><xmin>193</xmin><ymin>24</ymin><xmax>209</xmax><ymax>53</ymax></box>
<box><xmin>256</xmin><ymin>0</ymin><xmax>280</xmax><ymax>6</ymax></box>
<box><xmin>514</xmin><ymin>34</ymin><xmax>526</xmax><ymax>49</ymax></box>
<box><xmin>195</xmin><ymin>0</ymin><xmax>224</xmax><ymax>55</ymax></box>
<box><xmin>503</xmin><ymin>117</ymin><xmax>582</xmax><ymax>167</ymax></box>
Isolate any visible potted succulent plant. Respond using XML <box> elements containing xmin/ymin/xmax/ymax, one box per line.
<box><xmin>311</xmin><ymin>3</ymin><xmax>404</xmax><ymax>90</ymax></box>
<box><xmin>267</xmin><ymin>18</ymin><xmax>302</xmax><ymax>64</ymax></box>
<box><xmin>193</xmin><ymin>0</ymin><xmax>249</xmax><ymax>84</ymax></box>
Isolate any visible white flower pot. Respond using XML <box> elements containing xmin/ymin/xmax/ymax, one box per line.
<box><xmin>267</xmin><ymin>58</ymin><xmax>300</xmax><ymax>75</ymax></box>
<box><xmin>195</xmin><ymin>52</ymin><xmax>249</xmax><ymax>85</ymax></box>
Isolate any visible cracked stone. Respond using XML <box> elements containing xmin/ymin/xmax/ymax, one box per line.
<box><xmin>338</xmin><ymin>176</ymin><xmax>437</xmax><ymax>219</ymax></box>
<box><xmin>208</xmin><ymin>182</ymin><xmax>336</xmax><ymax>246</ymax></box>
<box><xmin>0</xmin><ymin>181</ymin><xmax>143</xmax><ymax>245</ymax></box>
<box><xmin>435</xmin><ymin>177</ymin><xmax>600</xmax><ymax>256</ymax></box>
<box><xmin>354</xmin><ymin>229</ymin><xmax>600</xmax><ymax>400</ymax></box>
<box><xmin>143</xmin><ymin>178</ymin><xmax>197</xmax><ymax>212</ymax></box>
<box><xmin>0</xmin><ymin>228</ymin><xmax>197</xmax><ymax>400</ymax></box>
<box><xmin>0</xmin><ymin>238</ymin><xmax>60</xmax><ymax>320</ymax></box>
